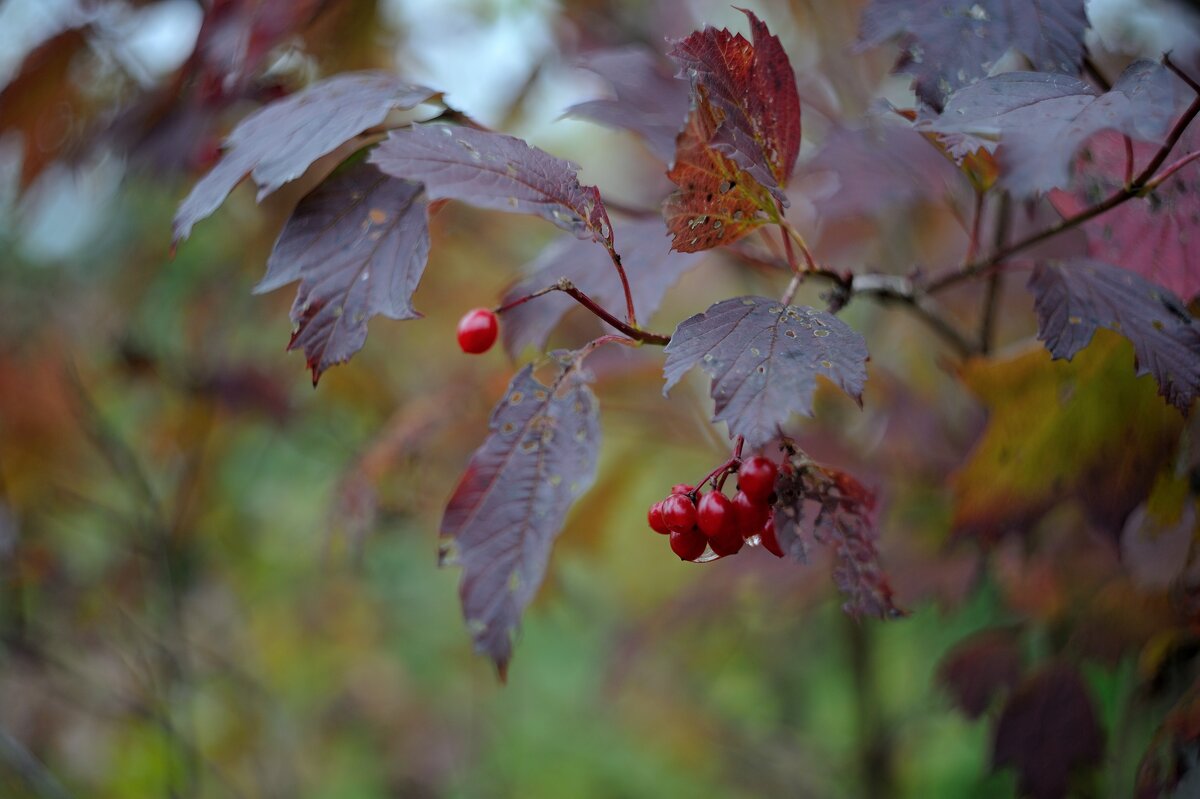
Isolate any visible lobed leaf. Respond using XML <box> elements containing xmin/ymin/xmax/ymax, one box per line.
<box><xmin>255</xmin><ymin>160</ymin><xmax>429</xmax><ymax>385</ymax></box>
<box><xmin>439</xmin><ymin>357</ymin><xmax>601</xmax><ymax>677</ymax></box>
<box><xmin>500</xmin><ymin>217</ymin><xmax>704</xmax><ymax>356</ymax></box>
<box><xmin>925</xmin><ymin>61</ymin><xmax>1185</xmax><ymax>196</ymax></box>
<box><xmin>371</xmin><ymin>124</ymin><xmax>614</xmax><ymax>247</ymax></box>
<box><xmin>1049</xmin><ymin>129</ymin><xmax>1200</xmax><ymax>302</ymax></box>
<box><xmin>663</xmin><ymin>297</ymin><xmax>869</xmax><ymax>449</ymax></box>
<box><xmin>859</xmin><ymin>0</ymin><xmax>1089</xmax><ymax>111</ymax></box>
<box><xmin>670</xmin><ymin>9</ymin><xmax>802</xmax><ymax>195</ymax></box>
<box><xmin>173</xmin><ymin>71</ymin><xmax>438</xmax><ymax>242</ymax></box>
<box><xmin>1029</xmin><ymin>258</ymin><xmax>1200</xmax><ymax>412</ymax></box>
<box><xmin>564</xmin><ymin>48</ymin><xmax>690</xmax><ymax>165</ymax></box>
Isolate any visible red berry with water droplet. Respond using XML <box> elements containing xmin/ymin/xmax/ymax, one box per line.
<box><xmin>669</xmin><ymin>526</ymin><xmax>707</xmax><ymax>561</ymax></box>
<box><xmin>733</xmin><ymin>490</ymin><xmax>770</xmax><ymax>538</ymax></box>
<box><xmin>661</xmin><ymin>493</ymin><xmax>697</xmax><ymax>533</ymax></box>
<box><xmin>760</xmin><ymin>515</ymin><xmax>784</xmax><ymax>558</ymax></box>
<box><xmin>457</xmin><ymin>308</ymin><xmax>499</xmax><ymax>354</ymax></box>
<box><xmin>738</xmin><ymin>456</ymin><xmax>777</xmax><ymax>503</ymax></box>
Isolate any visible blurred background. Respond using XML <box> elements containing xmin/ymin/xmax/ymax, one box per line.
<box><xmin>2</xmin><ymin>0</ymin><xmax>1199</xmax><ymax>796</ymax></box>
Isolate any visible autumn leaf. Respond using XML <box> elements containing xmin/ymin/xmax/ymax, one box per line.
<box><xmin>1029</xmin><ymin>258</ymin><xmax>1200</xmax><ymax>412</ymax></box>
<box><xmin>859</xmin><ymin>0</ymin><xmax>1089</xmax><ymax>111</ymax></box>
<box><xmin>953</xmin><ymin>333</ymin><xmax>1184</xmax><ymax>540</ymax></box>
<box><xmin>174</xmin><ymin>71</ymin><xmax>438</xmax><ymax>242</ymax></box>
<box><xmin>255</xmin><ymin>160</ymin><xmax>429</xmax><ymax>385</ymax></box>
<box><xmin>937</xmin><ymin>628</ymin><xmax>1024</xmax><ymax>719</ymax></box>
<box><xmin>439</xmin><ymin>356</ymin><xmax>601</xmax><ymax>677</ymax></box>
<box><xmin>663</xmin><ymin>297</ymin><xmax>869</xmax><ymax>449</ymax></box>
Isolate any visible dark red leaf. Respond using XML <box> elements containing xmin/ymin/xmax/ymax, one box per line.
<box><xmin>439</xmin><ymin>357</ymin><xmax>601</xmax><ymax>677</ymax></box>
<box><xmin>772</xmin><ymin>457</ymin><xmax>903</xmax><ymax>620</ymax></box>
<box><xmin>1050</xmin><ymin>129</ymin><xmax>1200</xmax><ymax>302</ymax></box>
<box><xmin>1029</xmin><ymin>258</ymin><xmax>1200</xmax><ymax>412</ymax></box>
<box><xmin>993</xmin><ymin>663</ymin><xmax>1104</xmax><ymax>799</ymax></box>
<box><xmin>254</xmin><ymin>160</ymin><xmax>429</xmax><ymax>385</ymax></box>
<box><xmin>859</xmin><ymin>0</ymin><xmax>1089</xmax><ymax>111</ymax></box>
<box><xmin>173</xmin><ymin>72</ymin><xmax>437</xmax><ymax>242</ymax></box>
<box><xmin>370</xmin><ymin>124</ymin><xmax>614</xmax><ymax>247</ymax></box>
<box><xmin>663</xmin><ymin>297</ymin><xmax>869</xmax><ymax>449</ymax></box>
<box><xmin>500</xmin><ymin>217</ymin><xmax>703</xmax><ymax>356</ymax></box>
<box><xmin>669</xmin><ymin>8</ymin><xmax>801</xmax><ymax>194</ymax></box>
<box><xmin>1137</xmin><ymin>677</ymin><xmax>1200</xmax><ymax>799</ymax></box>
<box><xmin>926</xmin><ymin>61</ymin><xmax>1186</xmax><ymax>196</ymax></box>
<box><xmin>937</xmin><ymin>628</ymin><xmax>1024</xmax><ymax>719</ymax></box>
<box><xmin>564</xmin><ymin>47</ymin><xmax>690</xmax><ymax>165</ymax></box>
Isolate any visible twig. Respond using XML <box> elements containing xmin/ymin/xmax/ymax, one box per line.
<box><xmin>496</xmin><ymin>279</ymin><xmax>670</xmax><ymax>345</ymax></box>
<box><xmin>978</xmin><ymin>193</ymin><xmax>1010</xmax><ymax>354</ymax></box>
<box><xmin>0</xmin><ymin>729</ymin><xmax>75</xmax><ymax>799</ymax></box>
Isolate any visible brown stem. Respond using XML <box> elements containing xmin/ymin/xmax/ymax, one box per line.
<box><xmin>605</xmin><ymin>245</ymin><xmax>639</xmax><ymax>327</ymax></box>
<box><xmin>963</xmin><ymin>190</ymin><xmax>985</xmax><ymax>266</ymax></box>
<box><xmin>979</xmin><ymin>193</ymin><xmax>1010</xmax><ymax>355</ymax></box>
<box><xmin>496</xmin><ymin>279</ymin><xmax>670</xmax><ymax>345</ymax></box>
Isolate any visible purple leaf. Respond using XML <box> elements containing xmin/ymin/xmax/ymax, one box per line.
<box><xmin>500</xmin><ymin>217</ymin><xmax>703</xmax><ymax>356</ymax></box>
<box><xmin>663</xmin><ymin>297</ymin><xmax>869</xmax><ymax>449</ymax></box>
<box><xmin>370</xmin><ymin>125</ymin><xmax>614</xmax><ymax>247</ymax></box>
<box><xmin>926</xmin><ymin>61</ymin><xmax>1186</xmax><ymax>196</ymax></box>
<box><xmin>859</xmin><ymin>0</ymin><xmax>1089</xmax><ymax>111</ymax></box>
<box><xmin>439</xmin><ymin>357</ymin><xmax>601</xmax><ymax>677</ymax></box>
<box><xmin>937</xmin><ymin>628</ymin><xmax>1024</xmax><ymax>719</ymax></box>
<box><xmin>174</xmin><ymin>71</ymin><xmax>438</xmax><ymax>242</ymax></box>
<box><xmin>993</xmin><ymin>663</ymin><xmax>1105</xmax><ymax>799</ymax></box>
<box><xmin>564</xmin><ymin>48</ymin><xmax>690</xmax><ymax>165</ymax></box>
<box><xmin>1029</xmin><ymin>258</ymin><xmax>1200</xmax><ymax>412</ymax></box>
<box><xmin>255</xmin><ymin>160</ymin><xmax>429</xmax><ymax>385</ymax></box>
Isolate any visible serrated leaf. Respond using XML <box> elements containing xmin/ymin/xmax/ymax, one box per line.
<box><xmin>670</xmin><ymin>9</ymin><xmax>802</xmax><ymax>194</ymax></box>
<box><xmin>254</xmin><ymin>160</ymin><xmax>429</xmax><ymax>385</ymax></box>
<box><xmin>439</xmin><ymin>358</ymin><xmax>600</xmax><ymax>677</ymax></box>
<box><xmin>953</xmin><ymin>333</ymin><xmax>1184</xmax><ymax>540</ymax></box>
<box><xmin>564</xmin><ymin>48</ymin><xmax>690</xmax><ymax>164</ymax></box>
<box><xmin>993</xmin><ymin>663</ymin><xmax>1104</xmax><ymax>799</ymax></box>
<box><xmin>859</xmin><ymin>0</ymin><xmax>1089</xmax><ymax>111</ymax></box>
<box><xmin>925</xmin><ymin>61</ymin><xmax>1185</xmax><ymax>196</ymax></box>
<box><xmin>1050</xmin><ymin>129</ymin><xmax>1200</xmax><ymax>302</ymax></box>
<box><xmin>500</xmin><ymin>217</ymin><xmax>703</xmax><ymax>356</ymax></box>
<box><xmin>1029</xmin><ymin>258</ymin><xmax>1200</xmax><ymax>412</ymax></box>
<box><xmin>370</xmin><ymin>124</ymin><xmax>614</xmax><ymax>247</ymax></box>
<box><xmin>662</xmin><ymin>297</ymin><xmax>868</xmax><ymax>448</ymax></box>
<box><xmin>772</xmin><ymin>457</ymin><xmax>901</xmax><ymax>619</ymax></box>
<box><xmin>173</xmin><ymin>71</ymin><xmax>438</xmax><ymax>242</ymax></box>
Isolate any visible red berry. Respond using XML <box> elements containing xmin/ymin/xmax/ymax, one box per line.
<box><xmin>760</xmin><ymin>515</ymin><xmax>784</xmax><ymax>558</ymax></box>
<box><xmin>647</xmin><ymin>501</ymin><xmax>669</xmax><ymax>535</ymax></box>
<box><xmin>738</xmin><ymin>455</ymin><xmax>777</xmax><ymax>503</ymax></box>
<box><xmin>457</xmin><ymin>308</ymin><xmax>499</xmax><ymax>354</ymax></box>
<box><xmin>669</xmin><ymin>526</ymin><xmax>707</xmax><ymax>561</ymax></box>
<box><xmin>708</xmin><ymin>523</ymin><xmax>744</xmax><ymax>557</ymax></box>
<box><xmin>733</xmin><ymin>491</ymin><xmax>770</xmax><ymax>538</ymax></box>
<box><xmin>670</xmin><ymin>483</ymin><xmax>695</xmax><ymax>496</ymax></box>
<box><xmin>696</xmin><ymin>491</ymin><xmax>735</xmax><ymax>538</ymax></box>
<box><xmin>661</xmin><ymin>493</ymin><xmax>696</xmax><ymax>533</ymax></box>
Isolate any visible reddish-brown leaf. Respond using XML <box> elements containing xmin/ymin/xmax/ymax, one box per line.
<box><xmin>937</xmin><ymin>628</ymin><xmax>1024</xmax><ymax>718</ymax></box>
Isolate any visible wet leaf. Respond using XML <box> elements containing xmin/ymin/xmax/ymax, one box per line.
<box><xmin>993</xmin><ymin>662</ymin><xmax>1104</xmax><ymax>799</ymax></box>
<box><xmin>953</xmin><ymin>333</ymin><xmax>1184</xmax><ymax>540</ymax></box>
<box><xmin>937</xmin><ymin>628</ymin><xmax>1024</xmax><ymax>719</ymax></box>
<box><xmin>926</xmin><ymin>61</ymin><xmax>1185</xmax><ymax>196</ymax></box>
<box><xmin>370</xmin><ymin>124</ymin><xmax>614</xmax><ymax>247</ymax></box>
<box><xmin>439</xmin><ymin>358</ymin><xmax>601</xmax><ymax>677</ymax></box>
<box><xmin>565</xmin><ymin>48</ymin><xmax>690</xmax><ymax>164</ymax></box>
<box><xmin>1029</xmin><ymin>258</ymin><xmax>1200</xmax><ymax>412</ymax></box>
<box><xmin>663</xmin><ymin>297</ymin><xmax>869</xmax><ymax>449</ymax></box>
<box><xmin>174</xmin><ymin>71</ymin><xmax>438</xmax><ymax>242</ymax></box>
<box><xmin>670</xmin><ymin>8</ymin><xmax>802</xmax><ymax>193</ymax></box>
<box><xmin>1050</xmin><ymin>129</ymin><xmax>1200</xmax><ymax>302</ymax></box>
<box><xmin>500</xmin><ymin>217</ymin><xmax>703</xmax><ymax>356</ymax></box>
<box><xmin>255</xmin><ymin>160</ymin><xmax>429</xmax><ymax>385</ymax></box>
<box><xmin>859</xmin><ymin>0</ymin><xmax>1089</xmax><ymax>111</ymax></box>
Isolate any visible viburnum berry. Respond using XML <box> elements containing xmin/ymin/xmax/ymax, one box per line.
<box><xmin>661</xmin><ymin>493</ymin><xmax>697</xmax><ymax>533</ymax></box>
<box><xmin>733</xmin><ymin>490</ymin><xmax>770</xmax><ymax>538</ymax></box>
<box><xmin>697</xmin><ymin>491</ymin><xmax>735</xmax><ymax>538</ymax></box>
<box><xmin>669</xmin><ymin>526</ymin><xmax>707</xmax><ymax>561</ymax></box>
<box><xmin>738</xmin><ymin>455</ymin><xmax>777</xmax><ymax>503</ymax></box>
<box><xmin>670</xmin><ymin>483</ymin><xmax>695</xmax><ymax>496</ymax></box>
<box><xmin>647</xmin><ymin>501</ymin><xmax>670</xmax><ymax>535</ymax></box>
<box><xmin>759</xmin><ymin>515</ymin><xmax>785</xmax><ymax>558</ymax></box>
<box><xmin>708</xmin><ymin>521</ymin><xmax>744</xmax><ymax>557</ymax></box>
<box><xmin>456</xmin><ymin>308</ymin><xmax>499</xmax><ymax>354</ymax></box>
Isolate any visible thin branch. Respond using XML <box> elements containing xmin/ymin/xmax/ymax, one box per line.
<box><xmin>496</xmin><ymin>279</ymin><xmax>670</xmax><ymax>345</ymax></box>
<box><xmin>963</xmin><ymin>190</ymin><xmax>985</xmax><ymax>266</ymax></box>
<box><xmin>979</xmin><ymin>192</ymin><xmax>1010</xmax><ymax>354</ymax></box>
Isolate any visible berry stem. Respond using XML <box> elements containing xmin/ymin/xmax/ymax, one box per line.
<box><xmin>692</xmin><ymin>436</ymin><xmax>746</xmax><ymax>493</ymax></box>
<box><xmin>494</xmin><ymin>279</ymin><xmax>670</xmax><ymax>345</ymax></box>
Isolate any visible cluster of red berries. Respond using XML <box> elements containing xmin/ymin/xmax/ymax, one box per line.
<box><xmin>457</xmin><ymin>308</ymin><xmax>499</xmax><ymax>354</ymax></box>
<box><xmin>647</xmin><ymin>455</ymin><xmax>785</xmax><ymax>561</ymax></box>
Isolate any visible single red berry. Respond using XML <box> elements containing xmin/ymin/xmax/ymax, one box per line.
<box><xmin>661</xmin><ymin>493</ymin><xmax>696</xmax><ymax>533</ymax></box>
<box><xmin>669</xmin><ymin>526</ymin><xmax>707</xmax><ymax>561</ymax></box>
<box><xmin>708</xmin><ymin>523</ymin><xmax>744</xmax><ymax>557</ymax></box>
<box><xmin>697</xmin><ymin>491</ymin><xmax>735</xmax><ymax>538</ymax></box>
<box><xmin>647</xmin><ymin>501</ymin><xmax>670</xmax><ymax>535</ymax></box>
<box><xmin>760</xmin><ymin>515</ymin><xmax>784</xmax><ymax>558</ymax></box>
<box><xmin>670</xmin><ymin>483</ymin><xmax>695</xmax><ymax>496</ymax></box>
<box><xmin>456</xmin><ymin>308</ymin><xmax>499</xmax><ymax>354</ymax></box>
<box><xmin>733</xmin><ymin>491</ymin><xmax>770</xmax><ymax>538</ymax></box>
<box><xmin>738</xmin><ymin>455</ymin><xmax>778</xmax><ymax>503</ymax></box>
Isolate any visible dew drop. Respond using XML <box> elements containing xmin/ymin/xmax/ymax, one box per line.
<box><xmin>785</xmin><ymin>329</ymin><xmax>797</xmax><ymax>338</ymax></box>
<box><xmin>509</xmin><ymin>391</ymin><xmax>524</xmax><ymax>404</ymax></box>
<box><xmin>813</xmin><ymin>329</ymin><xmax>830</xmax><ymax>338</ymax></box>
<box><xmin>820</xmin><ymin>359</ymin><xmax>832</xmax><ymax>368</ymax></box>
